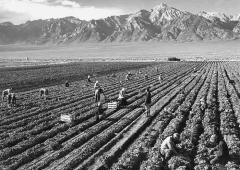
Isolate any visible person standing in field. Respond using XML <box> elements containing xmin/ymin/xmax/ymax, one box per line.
<box><xmin>88</xmin><ymin>75</ymin><xmax>91</xmax><ymax>83</ymax></box>
<box><xmin>94</xmin><ymin>81</ymin><xmax>100</xmax><ymax>90</ymax></box>
<box><xmin>95</xmin><ymin>88</ymin><xmax>106</xmax><ymax>121</ymax></box>
<box><xmin>11</xmin><ymin>93</ymin><xmax>16</xmax><ymax>106</ymax></box>
<box><xmin>158</xmin><ymin>74</ymin><xmax>162</xmax><ymax>83</ymax></box>
<box><xmin>125</xmin><ymin>74</ymin><xmax>130</xmax><ymax>81</ymax></box>
<box><xmin>94</xmin><ymin>81</ymin><xmax>100</xmax><ymax>98</ymax></box>
<box><xmin>7</xmin><ymin>93</ymin><xmax>12</xmax><ymax>108</ymax></box>
<box><xmin>144</xmin><ymin>74</ymin><xmax>148</xmax><ymax>80</ymax></box>
<box><xmin>144</xmin><ymin>87</ymin><xmax>151</xmax><ymax>117</ymax></box>
<box><xmin>118</xmin><ymin>88</ymin><xmax>127</xmax><ymax>107</ymax></box>
<box><xmin>7</xmin><ymin>93</ymin><xmax>16</xmax><ymax>108</ymax></box>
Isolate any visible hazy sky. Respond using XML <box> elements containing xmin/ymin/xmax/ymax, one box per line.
<box><xmin>0</xmin><ymin>0</ymin><xmax>240</xmax><ymax>24</ymax></box>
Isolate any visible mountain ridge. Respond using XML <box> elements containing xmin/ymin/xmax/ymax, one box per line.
<box><xmin>0</xmin><ymin>3</ymin><xmax>239</xmax><ymax>44</ymax></box>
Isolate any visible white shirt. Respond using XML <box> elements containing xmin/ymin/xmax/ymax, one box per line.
<box><xmin>40</xmin><ymin>88</ymin><xmax>45</xmax><ymax>91</ymax></box>
<box><xmin>161</xmin><ymin>136</ymin><xmax>173</xmax><ymax>151</ymax></box>
<box><xmin>40</xmin><ymin>88</ymin><xmax>48</xmax><ymax>95</ymax></box>
<box><xmin>3</xmin><ymin>88</ymin><xmax>11</xmax><ymax>94</ymax></box>
<box><xmin>118</xmin><ymin>89</ymin><xmax>125</xmax><ymax>99</ymax></box>
<box><xmin>94</xmin><ymin>82</ymin><xmax>100</xmax><ymax>90</ymax></box>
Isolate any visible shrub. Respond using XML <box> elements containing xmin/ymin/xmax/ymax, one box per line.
<box><xmin>168</xmin><ymin>57</ymin><xmax>181</xmax><ymax>61</ymax></box>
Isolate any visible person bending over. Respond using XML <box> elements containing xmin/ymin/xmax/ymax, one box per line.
<box><xmin>161</xmin><ymin>133</ymin><xmax>180</xmax><ymax>160</ymax></box>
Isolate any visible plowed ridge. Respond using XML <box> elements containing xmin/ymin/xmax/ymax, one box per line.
<box><xmin>1</xmin><ymin>62</ymin><xmax>239</xmax><ymax>170</ymax></box>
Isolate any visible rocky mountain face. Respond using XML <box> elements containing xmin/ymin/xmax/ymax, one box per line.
<box><xmin>0</xmin><ymin>3</ymin><xmax>239</xmax><ymax>44</ymax></box>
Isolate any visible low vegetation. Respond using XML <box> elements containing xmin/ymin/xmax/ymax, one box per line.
<box><xmin>1</xmin><ymin>61</ymin><xmax>240</xmax><ymax>169</ymax></box>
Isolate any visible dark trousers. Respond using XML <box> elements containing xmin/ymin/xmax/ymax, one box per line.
<box><xmin>8</xmin><ymin>96</ymin><xmax>12</xmax><ymax>104</ymax></box>
<box><xmin>96</xmin><ymin>104</ymin><xmax>105</xmax><ymax>120</ymax></box>
<box><xmin>12</xmin><ymin>97</ymin><xmax>16</xmax><ymax>105</ymax></box>
<box><xmin>118</xmin><ymin>98</ymin><xmax>127</xmax><ymax>107</ymax></box>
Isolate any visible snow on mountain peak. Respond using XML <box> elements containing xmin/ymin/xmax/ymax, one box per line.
<box><xmin>150</xmin><ymin>3</ymin><xmax>184</xmax><ymax>23</ymax></box>
<box><xmin>127</xmin><ymin>10</ymin><xmax>150</xmax><ymax>22</ymax></box>
<box><xmin>198</xmin><ymin>11</ymin><xmax>230</xmax><ymax>22</ymax></box>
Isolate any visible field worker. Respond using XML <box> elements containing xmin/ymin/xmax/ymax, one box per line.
<box><xmin>161</xmin><ymin>133</ymin><xmax>180</xmax><ymax>160</ymax></box>
<box><xmin>40</xmin><ymin>88</ymin><xmax>49</xmax><ymax>100</ymax></box>
<box><xmin>144</xmin><ymin>74</ymin><xmax>148</xmax><ymax>80</ymax></box>
<box><xmin>125</xmin><ymin>74</ymin><xmax>129</xmax><ymax>81</ymax></box>
<box><xmin>193</xmin><ymin>67</ymin><xmax>197</xmax><ymax>73</ymax></box>
<box><xmin>94</xmin><ymin>81</ymin><xmax>100</xmax><ymax>96</ymax></box>
<box><xmin>94</xmin><ymin>81</ymin><xmax>100</xmax><ymax>90</ymax></box>
<box><xmin>118</xmin><ymin>88</ymin><xmax>127</xmax><ymax>107</ymax></box>
<box><xmin>95</xmin><ymin>88</ymin><xmax>106</xmax><ymax>121</ymax></box>
<box><xmin>144</xmin><ymin>87</ymin><xmax>152</xmax><ymax>117</ymax></box>
<box><xmin>158</xmin><ymin>74</ymin><xmax>162</xmax><ymax>83</ymax></box>
<box><xmin>88</xmin><ymin>75</ymin><xmax>91</xmax><ymax>83</ymax></box>
<box><xmin>2</xmin><ymin>88</ymin><xmax>12</xmax><ymax>102</ymax></box>
<box><xmin>7</xmin><ymin>93</ymin><xmax>16</xmax><ymax>108</ymax></box>
<box><xmin>11</xmin><ymin>93</ymin><xmax>16</xmax><ymax>106</ymax></box>
<box><xmin>209</xmin><ymin>139</ymin><xmax>229</xmax><ymax>164</ymax></box>
<box><xmin>65</xmin><ymin>81</ymin><xmax>70</xmax><ymax>87</ymax></box>
<box><xmin>7</xmin><ymin>93</ymin><xmax>12</xmax><ymax>108</ymax></box>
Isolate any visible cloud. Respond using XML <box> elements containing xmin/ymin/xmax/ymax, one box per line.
<box><xmin>0</xmin><ymin>0</ymin><xmax>124</xmax><ymax>24</ymax></box>
<box><xmin>0</xmin><ymin>10</ymin><xmax>31</xmax><ymax>24</ymax></box>
<box><xmin>31</xmin><ymin>0</ymin><xmax>48</xmax><ymax>3</ymax></box>
<box><xmin>60</xmin><ymin>0</ymin><xmax>81</xmax><ymax>8</ymax></box>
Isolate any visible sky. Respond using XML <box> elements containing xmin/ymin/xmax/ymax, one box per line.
<box><xmin>0</xmin><ymin>0</ymin><xmax>240</xmax><ymax>24</ymax></box>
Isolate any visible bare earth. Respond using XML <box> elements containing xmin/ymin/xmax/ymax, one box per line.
<box><xmin>0</xmin><ymin>40</ymin><xmax>240</xmax><ymax>67</ymax></box>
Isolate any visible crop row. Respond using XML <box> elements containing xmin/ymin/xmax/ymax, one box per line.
<box><xmin>0</xmin><ymin>63</ymin><xmax>191</xmax><ymax>144</ymax></box>
<box><xmin>19</xmin><ymin>64</ymin><xmax>204</xmax><ymax>170</ymax></box>
<box><xmin>79</xmin><ymin>64</ymin><xmax>208</xmax><ymax>170</ymax></box>
<box><xmin>138</xmin><ymin>63</ymin><xmax>212</xmax><ymax>170</ymax></box>
<box><xmin>0</xmin><ymin>62</ymin><xmax>188</xmax><ymax>124</ymax></box>
<box><xmin>0</xmin><ymin>62</ymin><xmax>202</xmax><ymax>170</ymax></box>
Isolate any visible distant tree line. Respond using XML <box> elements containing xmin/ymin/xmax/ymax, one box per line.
<box><xmin>168</xmin><ymin>57</ymin><xmax>181</xmax><ymax>61</ymax></box>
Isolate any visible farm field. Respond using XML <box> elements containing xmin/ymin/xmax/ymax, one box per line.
<box><xmin>1</xmin><ymin>61</ymin><xmax>240</xmax><ymax>170</ymax></box>
<box><xmin>0</xmin><ymin>62</ymin><xmax>155</xmax><ymax>92</ymax></box>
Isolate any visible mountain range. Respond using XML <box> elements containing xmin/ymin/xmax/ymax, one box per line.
<box><xmin>0</xmin><ymin>3</ymin><xmax>240</xmax><ymax>45</ymax></box>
